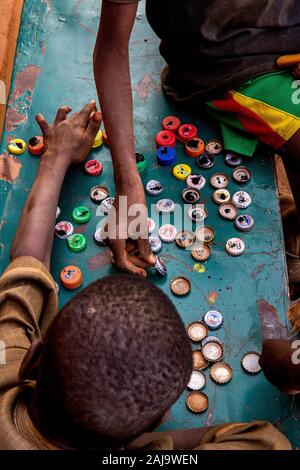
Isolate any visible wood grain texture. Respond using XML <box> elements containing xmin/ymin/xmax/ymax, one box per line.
<box><xmin>0</xmin><ymin>0</ymin><xmax>24</xmax><ymax>143</ymax></box>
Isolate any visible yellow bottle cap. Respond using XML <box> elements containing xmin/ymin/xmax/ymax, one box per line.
<box><xmin>8</xmin><ymin>139</ymin><xmax>27</xmax><ymax>155</ymax></box>
<box><xmin>92</xmin><ymin>130</ymin><xmax>103</xmax><ymax>149</ymax></box>
<box><xmin>172</xmin><ymin>163</ymin><xmax>192</xmax><ymax>180</ymax></box>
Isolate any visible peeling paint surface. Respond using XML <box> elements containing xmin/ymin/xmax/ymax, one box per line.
<box><xmin>0</xmin><ymin>0</ymin><xmax>298</xmax><ymax>447</ymax></box>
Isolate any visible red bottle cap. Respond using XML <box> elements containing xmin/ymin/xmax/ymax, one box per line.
<box><xmin>28</xmin><ymin>136</ymin><xmax>45</xmax><ymax>156</ymax></box>
<box><xmin>177</xmin><ymin>124</ymin><xmax>198</xmax><ymax>143</ymax></box>
<box><xmin>155</xmin><ymin>130</ymin><xmax>176</xmax><ymax>148</ymax></box>
<box><xmin>162</xmin><ymin>115</ymin><xmax>181</xmax><ymax>132</ymax></box>
<box><xmin>84</xmin><ymin>159</ymin><xmax>103</xmax><ymax>176</ymax></box>
<box><xmin>185</xmin><ymin>138</ymin><xmax>205</xmax><ymax>158</ymax></box>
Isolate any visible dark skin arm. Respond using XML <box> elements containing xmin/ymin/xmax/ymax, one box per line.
<box><xmin>10</xmin><ymin>102</ymin><xmax>102</xmax><ymax>268</ymax></box>
<box><xmin>94</xmin><ymin>0</ymin><xmax>155</xmax><ymax>277</ymax></box>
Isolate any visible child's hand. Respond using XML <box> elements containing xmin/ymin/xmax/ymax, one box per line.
<box><xmin>36</xmin><ymin>101</ymin><xmax>102</xmax><ymax>165</ymax></box>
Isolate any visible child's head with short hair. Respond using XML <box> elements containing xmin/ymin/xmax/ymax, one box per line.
<box><xmin>34</xmin><ymin>274</ymin><xmax>192</xmax><ymax>448</ymax></box>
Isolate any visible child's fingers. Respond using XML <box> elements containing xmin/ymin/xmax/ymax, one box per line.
<box><xmin>54</xmin><ymin>106</ymin><xmax>72</xmax><ymax>125</ymax></box>
<box><xmin>85</xmin><ymin>112</ymin><xmax>102</xmax><ymax>142</ymax></box>
<box><xmin>35</xmin><ymin>114</ymin><xmax>50</xmax><ymax>137</ymax></box>
<box><xmin>76</xmin><ymin>100</ymin><xmax>97</xmax><ymax>127</ymax></box>
<box><xmin>137</xmin><ymin>238</ymin><xmax>156</xmax><ymax>265</ymax></box>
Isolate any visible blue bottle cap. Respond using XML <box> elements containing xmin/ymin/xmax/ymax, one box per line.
<box><xmin>156</xmin><ymin>146</ymin><xmax>176</xmax><ymax>166</ymax></box>
<box><xmin>203</xmin><ymin>310</ymin><xmax>223</xmax><ymax>330</ymax></box>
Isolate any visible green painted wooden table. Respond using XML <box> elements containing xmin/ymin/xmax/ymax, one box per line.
<box><xmin>0</xmin><ymin>0</ymin><xmax>299</xmax><ymax>448</ymax></box>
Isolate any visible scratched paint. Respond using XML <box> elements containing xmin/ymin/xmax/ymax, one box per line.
<box><xmin>258</xmin><ymin>300</ymin><xmax>289</xmax><ymax>340</ymax></box>
<box><xmin>207</xmin><ymin>291</ymin><xmax>218</xmax><ymax>305</ymax></box>
<box><xmin>0</xmin><ymin>154</ymin><xmax>22</xmax><ymax>184</ymax></box>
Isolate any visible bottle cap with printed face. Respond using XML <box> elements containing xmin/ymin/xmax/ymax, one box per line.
<box><xmin>186</xmin><ymin>174</ymin><xmax>206</xmax><ymax>191</ymax></box>
<box><xmin>212</xmin><ymin>189</ymin><xmax>231</xmax><ymax>205</ymax></box>
<box><xmin>92</xmin><ymin>130</ymin><xmax>103</xmax><ymax>149</ymax></box>
<box><xmin>188</xmin><ymin>206</ymin><xmax>207</xmax><ymax>222</ymax></box>
<box><xmin>90</xmin><ymin>185</ymin><xmax>109</xmax><ymax>204</ymax></box>
<box><xmin>232</xmin><ymin>166</ymin><xmax>252</xmax><ymax>184</ymax></box>
<box><xmin>84</xmin><ymin>159</ymin><xmax>103</xmax><ymax>176</ymax></box>
<box><xmin>60</xmin><ymin>265</ymin><xmax>83</xmax><ymax>290</ymax></box>
<box><xmin>8</xmin><ymin>139</ymin><xmax>27</xmax><ymax>155</ymax></box>
<box><xmin>232</xmin><ymin>191</ymin><xmax>252</xmax><ymax>209</ymax></box>
<box><xmin>155</xmin><ymin>198</ymin><xmax>175</xmax><ymax>213</ymax></box>
<box><xmin>219</xmin><ymin>203</ymin><xmax>238</xmax><ymax>220</ymax></box>
<box><xmin>173</xmin><ymin>163</ymin><xmax>192</xmax><ymax>180</ymax></box>
<box><xmin>159</xmin><ymin>224</ymin><xmax>177</xmax><ymax>242</ymax></box>
<box><xmin>155</xmin><ymin>130</ymin><xmax>176</xmax><ymax>148</ymax></box>
<box><xmin>72</xmin><ymin>206</ymin><xmax>91</xmax><ymax>224</ymax></box>
<box><xmin>145</xmin><ymin>179</ymin><xmax>163</xmax><ymax>196</ymax></box>
<box><xmin>147</xmin><ymin>217</ymin><xmax>156</xmax><ymax>234</ymax></box>
<box><xmin>225</xmin><ymin>237</ymin><xmax>245</xmax><ymax>256</ymax></box>
<box><xmin>225</xmin><ymin>152</ymin><xmax>243</xmax><ymax>167</ymax></box>
<box><xmin>67</xmin><ymin>233</ymin><xmax>87</xmax><ymax>252</ymax></box>
<box><xmin>149</xmin><ymin>236</ymin><xmax>163</xmax><ymax>254</ymax></box>
<box><xmin>205</xmin><ymin>139</ymin><xmax>223</xmax><ymax>155</ymax></box>
<box><xmin>28</xmin><ymin>136</ymin><xmax>45</xmax><ymax>156</ymax></box>
<box><xmin>185</xmin><ymin>138</ymin><xmax>205</xmax><ymax>158</ymax></box>
<box><xmin>55</xmin><ymin>221</ymin><xmax>74</xmax><ymax>239</ymax></box>
<box><xmin>100</xmin><ymin>197</ymin><xmax>115</xmax><ymax>215</ymax></box>
<box><xmin>210</xmin><ymin>173</ymin><xmax>229</xmax><ymax>189</ymax></box>
<box><xmin>191</xmin><ymin>244</ymin><xmax>211</xmax><ymax>261</ymax></box>
<box><xmin>235</xmin><ymin>214</ymin><xmax>254</xmax><ymax>232</ymax></box>
<box><xmin>175</xmin><ymin>231</ymin><xmax>195</xmax><ymax>249</ymax></box>
<box><xmin>162</xmin><ymin>115</ymin><xmax>181</xmax><ymax>132</ymax></box>
<box><xmin>196</xmin><ymin>153</ymin><xmax>215</xmax><ymax>169</ymax></box>
<box><xmin>203</xmin><ymin>310</ymin><xmax>223</xmax><ymax>330</ymax></box>
<box><xmin>182</xmin><ymin>188</ymin><xmax>200</xmax><ymax>204</ymax></box>
<box><xmin>177</xmin><ymin>124</ymin><xmax>198</xmax><ymax>143</ymax></box>
<box><xmin>156</xmin><ymin>146</ymin><xmax>176</xmax><ymax>166</ymax></box>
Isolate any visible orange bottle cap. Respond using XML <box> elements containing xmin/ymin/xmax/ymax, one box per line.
<box><xmin>60</xmin><ymin>265</ymin><xmax>83</xmax><ymax>290</ymax></box>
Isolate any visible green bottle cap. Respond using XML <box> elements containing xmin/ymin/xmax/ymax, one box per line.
<box><xmin>72</xmin><ymin>206</ymin><xmax>91</xmax><ymax>224</ymax></box>
<box><xmin>67</xmin><ymin>234</ymin><xmax>87</xmax><ymax>252</ymax></box>
<box><xmin>135</xmin><ymin>153</ymin><xmax>147</xmax><ymax>174</ymax></box>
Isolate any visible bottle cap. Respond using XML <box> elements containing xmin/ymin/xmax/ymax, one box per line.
<box><xmin>196</xmin><ymin>153</ymin><xmax>215</xmax><ymax>169</ymax></box>
<box><xmin>145</xmin><ymin>179</ymin><xmax>163</xmax><ymax>196</ymax></box>
<box><xmin>185</xmin><ymin>138</ymin><xmax>205</xmax><ymax>158</ymax></box>
<box><xmin>219</xmin><ymin>203</ymin><xmax>238</xmax><ymax>220</ymax></box>
<box><xmin>202</xmin><ymin>335</ymin><xmax>223</xmax><ymax>347</ymax></box>
<box><xmin>149</xmin><ymin>236</ymin><xmax>163</xmax><ymax>254</ymax></box>
<box><xmin>186</xmin><ymin>391</ymin><xmax>208</xmax><ymax>414</ymax></box>
<box><xmin>156</xmin><ymin>146</ymin><xmax>176</xmax><ymax>166</ymax></box>
<box><xmin>210</xmin><ymin>362</ymin><xmax>233</xmax><ymax>384</ymax></box>
<box><xmin>147</xmin><ymin>217</ymin><xmax>156</xmax><ymax>234</ymax></box>
<box><xmin>186</xmin><ymin>174</ymin><xmax>206</xmax><ymax>191</ymax></box>
<box><xmin>182</xmin><ymin>188</ymin><xmax>200</xmax><ymax>204</ymax></box>
<box><xmin>191</xmin><ymin>244</ymin><xmax>211</xmax><ymax>261</ymax></box>
<box><xmin>54</xmin><ymin>221</ymin><xmax>74</xmax><ymax>239</ymax></box>
<box><xmin>177</xmin><ymin>124</ymin><xmax>198</xmax><ymax>143</ymax></box>
<box><xmin>225</xmin><ymin>152</ymin><xmax>243</xmax><ymax>167</ymax></box>
<box><xmin>225</xmin><ymin>237</ymin><xmax>245</xmax><ymax>256</ymax></box>
<box><xmin>232</xmin><ymin>166</ymin><xmax>252</xmax><ymax>184</ymax></box>
<box><xmin>28</xmin><ymin>136</ymin><xmax>45</xmax><ymax>156</ymax></box>
<box><xmin>8</xmin><ymin>138</ymin><xmax>27</xmax><ymax>155</ymax></box>
<box><xmin>92</xmin><ymin>130</ymin><xmax>103</xmax><ymax>148</ymax></box>
<box><xmin>67</xmin><ymin>233</ymin><xmax>87</xmax><ymax>252</ymax></box>
<box><xmin>192</xmin><ymin>350</ymin><xmax>209</xmax><ymax>370</ymax></box>
<box><xmin>135</xmin><ymin>153</ymin><xmax>147</xmax><ymax>173</ymax></box>
<box><xmin>187</xmin><ymin>321</ymin><xmax>208</xmax><ymax>342</ymax></box>
<box><xmin>84</xmin><ymin>159</ymin><xmax>103</xmax><ymax>176</ymax></box>
<box><xmin>187</xmin><ymin>371</ymin><xmax>206</xmax><ymax>391</ymax></box>
<box><xmin>173</xmin><ymin>163</ymin><xmax>192</xmax><ymax>180</ymax></box>
<box><xmin>232</xmin><ymin>191</ymin><xmax>252</xmax><ymax>209</ymax></box>
<box><xmin>60</xmin><ymin>265</ymin><xmax>83</xmax><ymax>290</ymax></box>
<box><xmin>175</xmin><ymin>231</ymin><xmax>195</xmax><ymax>249</ymax></box>
<box><xmin>90</xmin><ymin>185</ymin><xmax>109</xmax><ymax>204</ymax></box>
<box><xmin>203</xmin><ymin>310</ymin><xmax>223</xmax><ymax>330</ymax></box>
<box><xmin>212</xmin><ymin>189</ymin><xmax>231</xmax><ymax>205</ymax></box>
<box><xmin>72</xmin><ymin>206</ymin><xmax>91</xmax><ymax>224</ymax></box>
<box><xmin>195</xmin><ymin>226</ymin><xmax>215</xmax><ymax>244</ymax></box>
<box><xmin>235</xmin><ymin>214</ymin><xmax>254</xmax><ymax>232</ymax></box>
<box><xmin>202</xmin><ymin>341</ymin><xmax>223</xmax><ymax>362</ymax></box>
<box><xmin>188</xmin><ymin>206</ymin><xmax>207</xmax><ymax>222</ymax></box>
<box><xmin>162</xmin><ymin>115</ymin><xmax>181</xmax><ymax>132</ymax></box>
<box><xmin>154</xmin><ymin>256</ymin><xmax>167</xmax><ymax>276</ymax></box>
<box><xmin>94</xmin><ymin>228</ymin><xmax>106</xmax><ymax>246</ymax></box>
<box><xmin>155</xmin><ymin>198</ymin><xmax>175</xmax><ymax>213</ymax></box>
<box><xmin>170</xmin><ymin>276</ymin><xmax>191</xmax><ymax>296</ymax></box>
<box><xmin>159</xmin><ymin>224</ymin><xmax>177</xmax><ymax>242</ymax></box>
<box><xmin>210</xmin><ymin>173</ymin><xmax>229</xmax><ymax>189</ymax></box>
<box><xmin>155</xmin><ymin>130</ymin><xmax>176</xmax><ymax>148</ymax></box>
<box><xmin>100</xmin><ymin>197</ymin><xmax>115</xmax><ymax>215</ymax></box>
<box><xmin>241</xmin><ymin>352</ymin><xmax>261</xmax><ymax>374</ymax></box>
<box><xmin>205</xmin><ymin>139</ymin><xmax>223</xmax><ymax>155</ymax></box>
